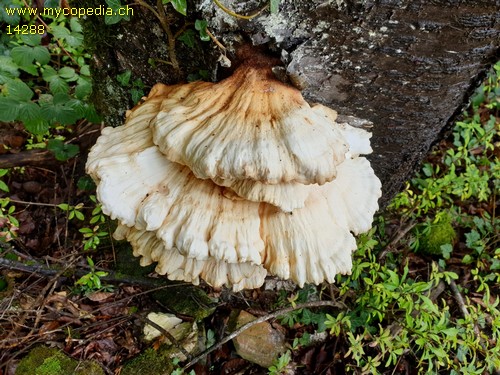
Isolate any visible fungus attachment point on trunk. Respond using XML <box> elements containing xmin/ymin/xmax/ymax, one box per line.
<box><xmin>86</xmin><ymin>53</ymin><xmax>381</xmax><ymax>291</ymax></box>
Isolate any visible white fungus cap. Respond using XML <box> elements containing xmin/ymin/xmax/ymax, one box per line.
<box><xmin>85</xmin><ymin>59</ymin><xmax>382</xmax><ymax>291</ymax></box>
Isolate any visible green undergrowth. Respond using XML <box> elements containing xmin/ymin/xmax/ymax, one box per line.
<box><xmin>0</xmin><ymin>0</ymin><xmax>99</xmax><ymax>135</ymax></box>
<box><xmin>0</xmin><ymin>0</ymin><xmax>108</xmax><ymax>292</ymax></box>
<box><xmin>273</xmin><ymin>62</ymin><xmax>500</xmax><ymax>374</ymax></box>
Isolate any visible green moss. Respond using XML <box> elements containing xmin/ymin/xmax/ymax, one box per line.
<box><xmin>121</xmin><ymin>347</ymin><xmax>175</xmax><ymax>375</ymax></box>
<box><xmin>15</xmin><ymin>346</ymin><xmax>104</xmax><ymax>375</ymax></box>
<box><xmin>420</xmin><ymin>214</ymin><xmax>456</xmax><ymax>256</ymax></box>
<box><xmin>115</xmin><ymin>244</ymin><xmax>156</xmax><ymax>277</ymax></box>
<box><xmin>122</xmin><ymin>320</ymin><xmax>199</xmax><ymax>375</ymax></box>
<box><xmin>152</xmin><ymin>285</ymin><xmax>216</xmax><ymax>320</ymax></box>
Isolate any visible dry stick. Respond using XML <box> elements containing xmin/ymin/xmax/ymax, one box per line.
<box><xmin>205</xmin><ymin>28</ymin><xmax>226</xmax><ymax>52</ymax></box>
<box><xmin>378</xmin><ymin>221</ymin><xmax>416</xmax><ymax>260</ymax></box>
<box><xmin>182</xmin><ymin>300</ymin><xmax>340</xmax><ymax>370</ymax></box>
<box><xmin>0</xmin><ymin>150</ymin><xmax>57</xmax><ymax>169</ymax></box>
<box><xmin>445</xmin><ymin>270</ymin><xmax>486</xmax><ymax>349</ymax></box>
<box><xmin>0</xmin><ymin>256</ymin><xmax>172</xmax><ymax>289</ymax></box>
<box><xmin>8</xmin><ymin>199</ymin><xmax>60</xmax><ymax>208</ymax></box>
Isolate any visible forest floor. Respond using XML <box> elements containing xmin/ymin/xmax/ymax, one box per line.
<box><xmin>0</xmin><ymin>11</ymin><xmax>499</xmax><ymax>375</ymax></box>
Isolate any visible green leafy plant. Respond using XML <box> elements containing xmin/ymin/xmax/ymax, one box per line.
<box><xmin>47</xmin><ymin>138</ymin><xmax>79</xmax><ymax>161</ymax></box>
<box><xmin>171</xmin><ymin>358</ymin><xmax>195</xmax><ymax>375</ymax></box>
<box><xmin>74</xmin><ymin>256</ymin><xmax>110</xmax><ymax>294</ymax></box>
<box><xmin>276</xmin><ymin>285</ymin><xmax>326</xmax><ymax>331</ymax></box>
<box><xmin>104</xmin><ymin>0</ymin><xmax>132</xmax><ymax>25</ymax></box>
<box><xmin>268</xmin><ymin>350</ymin><xmax>292</xmax><ymax>375</ymax></box>
<box><xmin>79</xmin><ymin>196</ymin><xmax>109</xmax><ymax>251</ymax></box>
<box><xmin>0</xmin><ymin>169</ymin><xmax>9</xmax><ymax>193</ymax></box>
<box><xmin>194</xmin><ymin>19</ymin><xmax>210</xmax><ymax>42</ymax></box>
<box><xmin>163</xmin><ymin>0</ymin><xmax>187</xmax><ymax>16</ymax></box>
<box><xmin>116</xmin><ymin>70</ymin><xmax>145</xmax><ymax>104</ymax></box>
<box><xmin>0</xmin><ymin>198</ymin><xmax>19</xmax><ymax>242</ymax></box>
<box><xmin>0</xmin><ymin>170</ymin><xmax>18</xmax><ymax>242</ymax></box>
<box><xmin>0</xmin><ymin>14</ymin><xmax>98</xmax><ymax>136</ymax></box>
<box><xmin>57</xmin><ymin>202</ymin><xmax>84</xmax><ymax>221</ymax></box>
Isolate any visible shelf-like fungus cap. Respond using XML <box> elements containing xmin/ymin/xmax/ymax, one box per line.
<box><xmin>114</xmin><ymin>225</ymin><xmax>267</xmax><ymax>291</ymax></box>
<box><xmin>150</xmin><ymin>61</ymin><xmax>349</xmax><ymax>186</ymax></box>
<box><xmin>85</xmin><ymin>53</ymin><xmax>382</xmax><ymax>291</ymax></box>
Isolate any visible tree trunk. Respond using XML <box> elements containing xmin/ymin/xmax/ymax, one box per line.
<box><xmin>79</xmin><ymin>0</ymin><xmax>500</xmax><ymax>205</ymax></box>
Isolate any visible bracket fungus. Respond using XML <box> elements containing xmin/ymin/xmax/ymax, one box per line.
<box><xmin>86</xmin><ymin>56</ymin><xmax>382</xmax><ymax>291</ymax></box>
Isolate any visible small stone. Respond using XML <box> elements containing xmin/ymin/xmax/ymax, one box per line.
<box><xmin>143</xmin><ymin>312</ymin><xmax>182</xmax><ymax>341</ymax></box>
<box><xmin>232</xmin><ymin>310</ymin><xmax>287</xmax><ymax>368</ymax></box>
<box><xmin>22</xmin><ymin>181</ymin><xmax>42</xmax><ymax>194</ymax></box>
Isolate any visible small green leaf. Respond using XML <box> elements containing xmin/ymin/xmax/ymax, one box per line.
<box><xmin>104</xmin><ymin>0</ymin><xmax>131</xmax><ymax>24</ymax></box>
<box><xmin>0</xmin><ymin>56</ymin><xmax>20</xmax><ymax>84</ymax></box>
<box><xmin>77</xmin><ymin>176</ymin><xmax>95</xmax><ymax>191</ymax></box>
<box><xmin>4</xmin><ymin>79</ymin><xmax>34</xmax><ymax>101</ymax></box>
<box><xmin>58</xmin><ymin>203</ymin><xmax>70</xmax><ymax>210</ymax></box>
<box><xmin>11</xmin><ymin>46</ymin><xmax>35</xmax><ymax>68</ymax></box>
<box><xmin>17</xmin><ymin>102</ymin><xmax>41</xmax><ymax>122</ymax></box>
<box><xmin>20</xmin><ymin>34</ymin><xmax>42</xmax><ymax>46</ymax></box>
<box><xmin>195</xmin><ymin>20</ymin><xmax>210</xmax><ymax>41</ymax></box>
<box><xmin>19</xmin><ymin>64</ymin><xmax>38</xmax><ymax>76</ymax></box>
<box><xmin>0</xmin><ymin>180</ymin><xmax>8</xmax><ymax>193</ymax></box>
<box><xmin>80</xmin><ymin>65</ymin><xmax>91</xmax><ymax>76</ymax></box>
<box><xmin>42</xmin><ymin>66</ymin><xmax>58</xmax><ymax>81</ymax></box>
<box><xmin>178</xmin><ymin>29</ymin><xmax>196</xmax><ymax>48</ymax></box>
<box><xmin>130</xmin><ymin>88</ymin><xmax>144</xmax><ymax>104</ymax></box>
<box><xmin>82</xmin><ymin>104</ymin><xmax>101</xmax><ymax>123</ymax></box>
<box><xmin>0</xmin><ymin>97</ymin><xmax>20</xmax><ymax>122</ymax></box>
<box><xmin>49</xmin><ymin>76</ymin><xmax>70</xmax><ymax>94</ymax></box>
<box><xmin>48</xmin><ymin>139</ymin><xmax>80</xmax><ymax>161</ymax></box>
<box><xmin>24</xmin><ymin>118</ymin><xmax>50</xmax><ymax>135</ymax></box>
<box><xmin>32</xmin><ymin>46</ymin><xmax>51</xmax><ymax>65</ymax></box>
<box><xmin>0</xmin><ymin>3</ymin><xmax>21</xmax><ymax>25</ymax></box>
<box><xmin>116</xmin><ymin>70</ymin><xmax>131</xmax><ymax>86</ymax></box>
<box><xmin>70</xmin><ymin>17</ymin><xmax>83</xmax><ymax>33</ymax></box>
<box><xmin>51</xmin><ymin>25</ymin><xmax>83</xmax><ymax>48</ymax></box>
<box><xmin>41</xmin><ymin>100</ymin><xmax>80</xmax><ymax>125</ymax></box>
<box><xmin>75</xmin><ymin>77</ymin><xmax>92</xmax><ymax>99</ymax></box>
<box><xmin>170</xmin><ymin>0</ymin><xmax>187</xmax><ymax>16</ymax></box>
<box><xmin>11</xmin><ymin>45</ymin><xmax>50</xmax><ymax>66</ymax></box>
<box><xmin>58</xmin><ymin>67</ymin><xmax>78</xmax><ymax>81</ymax></box>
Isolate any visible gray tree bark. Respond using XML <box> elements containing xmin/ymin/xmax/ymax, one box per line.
<box><xmin>79</xmin><ymin>0</ymin><xmax>500</xmax><ymax>205</ymax></box>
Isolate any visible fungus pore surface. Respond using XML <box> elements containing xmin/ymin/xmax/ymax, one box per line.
<box><xmin>86</xmin><ymin>58</ymin><xmax>381</xmax><ymax>291</ymax></box>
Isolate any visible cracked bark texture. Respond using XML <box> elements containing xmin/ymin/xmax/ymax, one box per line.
<box><xmin>81</xmin><ymin>0</ymin><xmax>500</xmax><ymax>205</ymax></box>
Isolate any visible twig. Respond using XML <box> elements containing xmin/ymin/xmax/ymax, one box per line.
<box><xmin>182</xmin><ymin>300</ymin><xmax>340</xmax><ymax>370</ymax></box>
<box><xmin>0</xmin><ymin>256</ymin><xmax>174</xmax><ymax>288</ymax></box>
<box><xmin>446</xmin><ymin>272</ymin><xmax>486</xmax><ymax>348</ymax></box>
<box><xmin>8</xmin><ymin>199</ymin><xmax>60</xmax><ymax>208</ymax></box>
<box><xmin>206</xmin><ymin>28</ymin><xmax>226</xmax><ymax>51</ymax></box>
<box><xmin>378</xmin><ymin>221</ymin><xmax>416</xmax><ymax>260</ymax></box>
<box><xmin>0</xmin><ymin>150</ymin><xmax>57</xmax><ymax>169</ymax></box>
<box><xmin>212</xmin><ymin>0</ymin><xmax>267</xmax><ymax>20</ymax></box>
<box><xmin>448</xmin><ymin>277</ymin><xmax>469</xmax><ymax>318</ymax></box>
